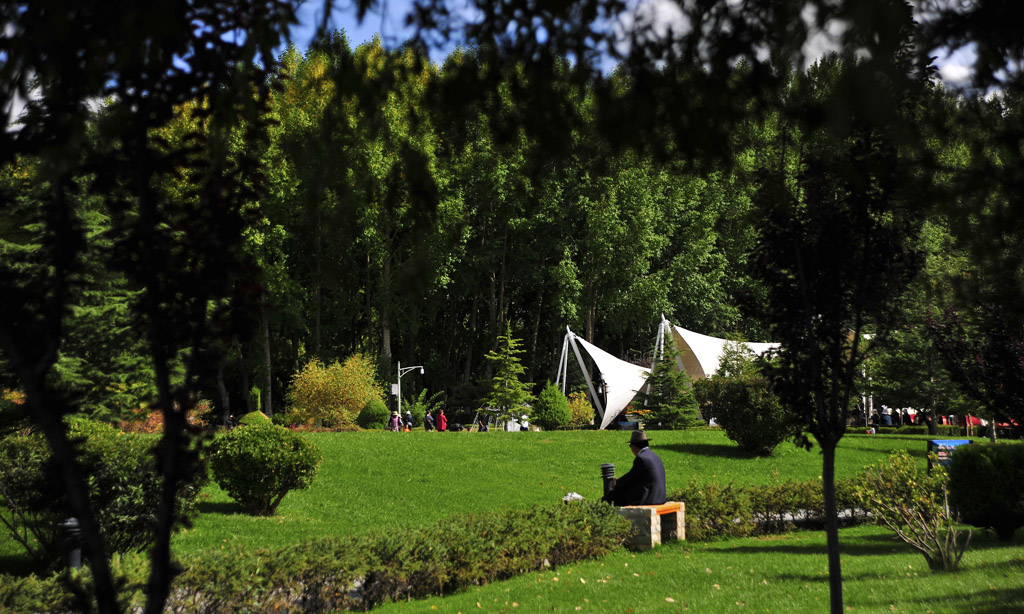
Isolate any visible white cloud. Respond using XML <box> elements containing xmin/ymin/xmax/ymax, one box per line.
<box><xmin>938</xmin><ymin>61</ymin><xmax>972</xmax><ymax>85</ymax></box>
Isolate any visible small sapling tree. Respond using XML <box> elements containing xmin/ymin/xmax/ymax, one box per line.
<box><xmin>642</xmin><ymin>332</ymin><xmax>701</xmax><ymax>429</ymax></box>
<box><xmin>482</xmin><ymin>321</ymin><xmax>534</xmax><ymax>420</ymax></box>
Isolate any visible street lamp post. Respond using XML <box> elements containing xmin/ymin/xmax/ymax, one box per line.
<box><xmin>396</xmin><ymin>360</ymin><xmax>424</xmax><ymax>415</ymax></box>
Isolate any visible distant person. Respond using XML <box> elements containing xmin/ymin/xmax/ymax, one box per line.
<box><xmin>404</xmin><ymin>411</ymin><xmax>414</xmax><ymax>430</ymax></box>
<box><xmin>424</xmin><ymin>411</ymin><xmax>435</xmax><ymax>431</ymax></box>
<box><xmin>387</xmin><ymin>411</ymin><xmax>402</xmax><ymax>432</ymax></box>
<box><xmin>520</xmin><ymin>414</ymin><xmax>529</xmax><ymax>431</ymax></box>
<box><xmin>477</xmin><ymin>417</ymin><xmax>488</xmax><ymax>432</ymax></box>
<box><xmin>602</xmin><ymin>431</ymin><xmax>666</xmax><ymax>507</ymax></box>
<box><xmin>881</xmin><ymin>408</ymin><xmax>893</xmax><ymax>426</ymax></box>
<box><xmin>438</xmin><ymin>408</ymin><xmax>448</xmax><ymax>432</ymax></box>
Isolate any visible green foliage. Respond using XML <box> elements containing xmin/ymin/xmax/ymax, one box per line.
<box><xmin>854</xmin><ymin>451</ymin><xmax>970</xmax><ymax>571</ymax></box>
<box><xmin>695</xmin><ymin>343</ymin><xmax>797</xmax><ymax>455</ymax></box>
<box><xmin>0</xmin><ymin>418</ymin><xmax>207</xmax><ymax>570</ymax></box>
<box><xmin>948</xmin><ymin>443</ymin><xmax>1024</xmax><ymax>541</ymax></box>
<box><xmin>566</xmin><ymin>391</ymin><xmax>594</xmax><ymax>427</ymax></box>
<box><xmin>287</xmin><ymin>356</ymin><xmax>384</xmax><ymax>429</ymax></box>
<box><xmin>531</xmin><ymin>382</ymin><xmax>572</xmax><ymax>430</ymax></box>
<box><xmin>356</xmin><ymin>398</ymin><xmax>390</xmax><ymax>430</ymax></box>
<box><xmin>403</xmin><ymin>389</ymin><xmax>444</xmax><ymax>427</ymax></box>
<box><xmin>669</xmin><ymin>479</ymin><xmax>754</xmax><ymax>541</ymax></box>
<box><xmin>209</xmin><ymin>422</ymin><xmax>322</xmax><ymax>516</ymax></box>
<box><xmin>481</xmin><ymin>321</ymin><xmax>534</xmax><ymax>418</ymax></box>
<box><xmin>2</xmin><ymin>502</ymin><xmax>630</xmax><ymax>613</ymax></box>
<box><xmin>237</xmin><ymin>411</ymin><xmax>270</xmax><ymax>426</ymax></box>
<box><xmin>643</xmin><ymin>333</ymin><xmax>701</xmax><ymax>429</ymax></box>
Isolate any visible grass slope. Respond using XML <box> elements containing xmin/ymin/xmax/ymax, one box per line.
<box><xmin>173</xmin><ymin>429</ymin><xmax>937</xmax><ymax>554</ymax></box>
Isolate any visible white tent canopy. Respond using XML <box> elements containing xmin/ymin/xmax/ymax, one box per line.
<box><xmin>662</xmin><ymin>317</ymin><xmax>779</xmax><ymax>380</ymax></box>
<box><xmin>556</xmin><ymin>328</ymin><xmax>651</xmax><ymax>430</ymax></box>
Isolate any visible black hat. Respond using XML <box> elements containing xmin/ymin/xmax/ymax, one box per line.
<box><xmin>628</xmin><ymin>431</ymin><xmax>649</xmax><ymax>446</ymax></box>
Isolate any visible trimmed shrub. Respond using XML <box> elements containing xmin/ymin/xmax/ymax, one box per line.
<box><xmin>356</xmin><ymin>397</ymin><xmax>389</xmax><ymax>430</ymax></box>
<box><xmin>566</xmin><ymin>392</ymin><xmax>594</xmax><ymax>427</ymax></box>
<box><xmin>24</xmin><ymin>502</ymin><xmax>630</xmax><ymax>613</ymax></box>
<box><xmin>854</xmin><ymin>450</ymin><xmax>970</xmax><ymax>571</ymax></box>
<box><xmin>948</xmin><ymin>443</ymin><xmax>1024</xmax><ymax>541</ymax></box>
<box><xmin>694</xmin><ymin>343</ymin><xmax>798</xmax><ymax>455</ymax></box>
<box><xmin>287</xmin><ymin>355</ymin><xmax>384</xmax><ymax>429</ymax></box>
<box><xmin>209</xmin><ymin>422</ymin><xmax>322</xmax><ymax>516</ymax></box>
<box><xmin>238</xmin><ymin>410</ymin><xmax>271</xmax><ymax>426</ymax></box>
<box><xmin>531</xmin><ymin>382</ymin><xmax>572</xmax><ymax>430</ymax></box>
<box><xmin>668</xmin><ymin>479</ymin><xmax>754</xmax><ymax>541</ymax></box>
<box><xmin>748</xmin><ymin>479</ymin><xmax>824</xmax><ymax>533</ymax></box>
<box><xmin>0</xmin><ymin>418</ymin><xmax>208</xmax><ymax>570</ymax></box>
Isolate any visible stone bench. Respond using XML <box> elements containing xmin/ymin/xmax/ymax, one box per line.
<box><xmin>617</xmin><ymin>501</ymin><xmax>685</xmax><ymax>551</ymax></box>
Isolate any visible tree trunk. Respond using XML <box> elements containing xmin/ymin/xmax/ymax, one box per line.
<box><xmin>239</xmin><ymin>342</ymin><xmax>252</xmax><ymax>414</ymax></box>
<box><xmin>216</xmin><ymin>362</ymin><xmax>230</xmax><ymax>425</ymax></box>
<box><xmin>380</xmin><ymin>255</ymin><xmax>393</xmax><ymax>373</ymax></box>
<box><xmin>261</xmin><ymin>297</ymin><xmax>273</xmax><ymax>417</ymax></box>
<box><xmin>313</xmin><ymin>209</ymin><xmax>322</xmax><ymax>358</ymax></box>
<box><xmin>821</xmin><ymin>441</ymin><xmax>844</xmax><ymax>614</ymax></box>
<box><xmin>464</xmin><ymin>295</ymin><xmax>479</xmax><ymax>383</ymax></box>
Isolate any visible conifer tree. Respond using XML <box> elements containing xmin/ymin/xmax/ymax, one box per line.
<box><xmin>482</xmin><ymin>321</ymin><xmax>534</xmax><ymax>419</ymax></box>
<box><xmin>643</xmin><ymin>332</ymin><xmax>702</xmax><ymax>429</ymax></box>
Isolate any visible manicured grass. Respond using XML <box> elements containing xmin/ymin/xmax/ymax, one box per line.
<box><xmin>370</xmin><ymin>524</ymin><xmax>1024</xmax><ymax>613</ymax></box>
<box><xmin>172</xmin><ymin>429</ymin><xmax>946</xmax><ymax>555</ymax></box>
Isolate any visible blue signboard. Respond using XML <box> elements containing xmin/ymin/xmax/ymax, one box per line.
<box><xmin>927</xmin><ymin>439</ymin><xmax>972</xmax><ymax>471</ymax></box>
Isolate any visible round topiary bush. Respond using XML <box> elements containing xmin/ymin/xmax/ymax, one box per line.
<box><xmin>209</xmin><ymin>422</ymin><xmax>322</xmax><ymax>516</ymax></box>
<box><xmin>531</xmin><ymin>382</ymin><xmax>571</xmax><ymax>430</ymax></box>
<box><xmin>356</xmin><ymin>397</ymin><xmax>389</xmax><ymax>430</ymax></box>
<box><xmin>948</xmin><ymin>443</ymin><xmax>1024</xmax><ymax>541</ymax></box>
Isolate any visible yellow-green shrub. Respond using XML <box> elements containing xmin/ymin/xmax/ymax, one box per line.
<box><xmin>286</xmin><ymin>355</ymin><xmax>383</xmax><ymax>428</ymax></box>
<box><xmin>566</xmin><ymin>392</ymin><xmax>594</xmax><ymax>427</ymax></box>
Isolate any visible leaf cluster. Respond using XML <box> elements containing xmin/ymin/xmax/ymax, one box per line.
<box><xmin>0</xmin><ymin>418</ymin><xmax>208</xmax><ymax>571</ymax></box>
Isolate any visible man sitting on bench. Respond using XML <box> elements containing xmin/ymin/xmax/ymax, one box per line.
<box><xmin>602</xmin><ymin>431</ymin><xmax>667</xmax><ymax>506</ymax></box>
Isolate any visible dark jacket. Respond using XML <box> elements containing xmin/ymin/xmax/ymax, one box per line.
<box><xmin>603</xmin><ymin>447</ymin><xmax>667</xmax><ymax>506</ymax></box>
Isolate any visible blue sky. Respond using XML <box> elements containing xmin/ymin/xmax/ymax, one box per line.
<box><xmin>285</xmin><ymin>1</ymin><xmax>976</xmax><ymax>87</ymax></box>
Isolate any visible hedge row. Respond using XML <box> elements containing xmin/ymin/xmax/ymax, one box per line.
<box><xmin>0</xmin><ymin>501</ymin><xmax>630</xmax><ymax>613</ymax></box>
<box><xmin>670</xmin><ymin>476</ymin><xmax>870</xmax><ymax>541</ymax></box>
<box><xmin>874</xmin><ymin>425</ymin><xmax>971</xmax><ymax>437</ymax></box>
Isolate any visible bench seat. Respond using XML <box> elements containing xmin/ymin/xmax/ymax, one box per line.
<box><xmin>617</xmin><ymin>501</ymin><xmax>685</xmax><ymax>551</ymax></box>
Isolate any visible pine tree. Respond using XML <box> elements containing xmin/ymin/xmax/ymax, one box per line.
<box><xmin>482</xmin><ymin>321</ymin><xmax>534</xmax><ymax>419</ymax></box>
<box><xmin>643</xmin><ymin>332</ymin><xmax>702</xmax><ymax>428</ymax></box>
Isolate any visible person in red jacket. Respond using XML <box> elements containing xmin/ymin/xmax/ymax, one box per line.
<box><xmin>437</xmin><ymin>408</ymin><xmax>448</xmax><ymax>432</ymax></box>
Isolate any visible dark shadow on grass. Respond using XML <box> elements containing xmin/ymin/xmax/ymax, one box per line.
<box><xmin>198</xmin><ymin>501</ymin><xmax>245</xmax><ymax>515</ymax></box>
<box><xmin>656</xmin><ymin>442</ymin><xmax>758</xmax><ymax>459</ymax></box>
<box><xmin>849</xmin><ymin>586</ymin><xmax>1024</xmax><ymax>614</ymax></box>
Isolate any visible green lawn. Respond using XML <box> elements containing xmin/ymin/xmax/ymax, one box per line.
<box><xmin>5</xmin><ymin>428</ymin><xmax>1020</xmax><ymax>614</ymax></box>
<box><xmin>173</xmin><ymin>429</ymin><xmax>944</xmax><ymax>554</ymax></box>
<box><xmin>372</xmin><ymin>525</ymin><xmax>1024</xmax><ymax>613</ymax></box>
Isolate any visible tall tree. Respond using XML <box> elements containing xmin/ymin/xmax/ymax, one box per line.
<box><xmin>747</xmin><ymin>52</ymin><xmax>927</xmax><ymax>614</ymax></box>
